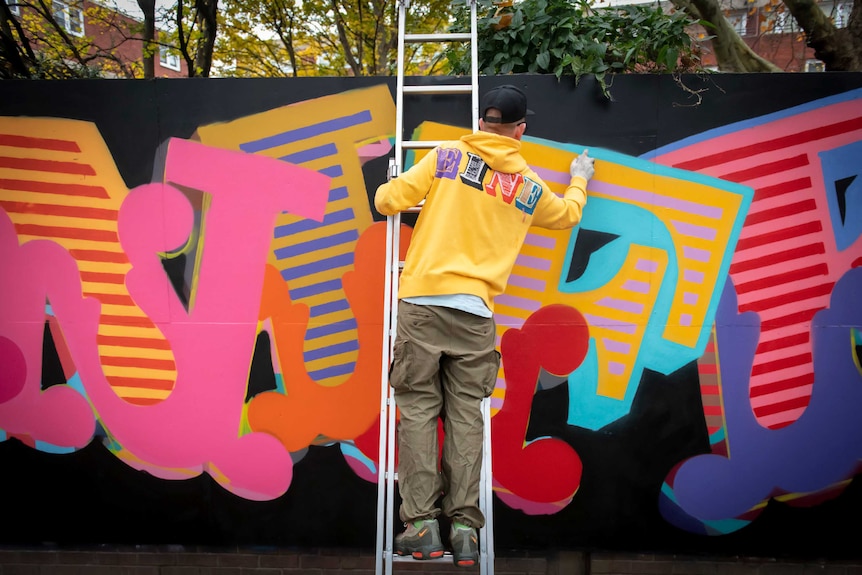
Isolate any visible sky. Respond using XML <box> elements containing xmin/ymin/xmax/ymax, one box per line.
<box><xmin>109</xmin><ymin>0</ymin><xmax>174</xmax><ymax>20</ymax></box>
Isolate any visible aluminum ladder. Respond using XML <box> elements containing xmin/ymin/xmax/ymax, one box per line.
<box><xmin>374</xmin><ymin>0</ymin><xmax>493</xmax><ymax>574</ymax></box>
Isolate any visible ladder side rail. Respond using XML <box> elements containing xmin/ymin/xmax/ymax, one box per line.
<box><xmin>380</xmin><ymin>3</ymin><xmax>410</xmax><ymax>575</ymax></box>
<box><xmin>394</xmin><ymin>0</ymin><xmax>407</xmax><ymax>182</ymax></box>
<box><xmin>479</xmin><ymin>397</ymin><xmax>495</xmax><ymax>575</ymax></box>
<box><xmin>468</xmin><ymin>2</ymin><xmax>492</xmax><ymax>573</ymax></box>
<box><xmin>375</xmin><ymin>211</ymin><xmax>398</xmax><ymax>575</ymax></box>
<box><xmin>377</xmin><ymin>213</ymin><xmax>405</xmax><ymax>575</ymax></box>
<box><xmin>384</xmin><ymin>213</ymin><xmax>402</xmax><ymax>575</ymax></box>
<box><xmin>470</xmin><ymin>0</ymin><xmax>479</xmax><ymax>132</ymax></box>
<box><xmin>386</xmin><ymin>272</ymin><xmax>400</xmax><ymax>573</ymax></box>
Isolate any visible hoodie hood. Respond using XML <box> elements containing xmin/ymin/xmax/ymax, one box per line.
<box><xmin>460</xmin><ymin>131</ymin><xmax>527</xmax><ymax>174</ymax></box>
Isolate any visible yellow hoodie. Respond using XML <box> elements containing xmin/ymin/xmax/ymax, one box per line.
<box><xmin>375</xmin><ymin>131</ymin><xmax>587</xmax><ymax>311</ymax></box>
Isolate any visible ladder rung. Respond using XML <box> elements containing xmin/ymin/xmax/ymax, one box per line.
<box><xmin>404</xmin><ymin>32</ymin><xmax>472</xmax><ymax>43</ymax></box>
<box><xmin>403</xmin><ymin>84</ymin><xmax>472</xmax><ymax>95</ymax></box>
<box><xmin>403</xmin><ymin>140</ymin><xmax>444</xmax><ymax>150</ymax></box>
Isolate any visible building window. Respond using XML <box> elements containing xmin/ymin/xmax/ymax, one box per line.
<box><xmin>833</xmin><ymin>2</ymin><xmax>851</xmax><ymax>27</ymax></box>
<box><xmin>775</xmin><ymin>10</ymin><xmax>792</xmax><ymax>33</ymax></box>
<box><xmin>159</xmin><ymin>46</ymin><xmax>181</xmax><ymax>71</ymax></box>
<box><xmin>53</xmin><ymin>0</ymin><xmax>85</xmax><ymax>37</ymax></box>
<box><xmin>727</xmin><ymin>12</ymin><xmax>748</xmax><ymax>36</ymax></box>
<box><xmin>764</xmin><ymin>8</ymin><xmax>793</xmax><ymax>34</ymax></box>
<box><xmin>819</xmin><ymin>1</ymin><xmax>851</xmax><ymax>27</ymax></box>
<box><xmin>805</xmin><ymin>59</ymin><xmax>825</xmax><ymax>72</ymax></box>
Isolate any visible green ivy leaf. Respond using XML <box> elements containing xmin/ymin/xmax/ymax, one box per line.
<box><xmin>455</xmin><ymin>0</ymin><xmax>704</xmax><ymax>98</ymax></box>
<box><xmin>665</xmin><ymin>47</ymin><xmax>679</xmax><ymax>70</ymax></box>
<box><xmin>536</xmin><ymin>51</ymin><xmax>550</xmax><ymax>69</ymax></box>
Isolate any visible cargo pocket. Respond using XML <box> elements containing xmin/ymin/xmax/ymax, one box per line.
<box><xmin>389</xmin><ymin>339</ymin><xmax>413</xmax><ymax>391</ymax></box>
<box><xmin>481</xmin><ymin>350</ymin><xmax>502</xmax><ymax>398</ymax></box>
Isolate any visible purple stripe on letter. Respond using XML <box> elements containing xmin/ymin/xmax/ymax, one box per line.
<box><xmin>683</xmin><ymin>246</ymin><xmax>712</xmax><ymax>262</ymax></box>
<box><xmin>608</xmin><ymin>361</ymin><xmax>626</xmax><ymax>375</ymax></box>
<box><xmin>524</xmin><ymin>233</ymin><xmax>557</xmax><ymax>249</ymax></box>
<box><xmin>602</xmin><ymin>337</ymin><xmax>631</xmax><ymax>354</ymax></box>
<box><xmin>508</xmin><ymin>274</ymin><xmax>546</xmax><ymax>292</ymax></box>
<box><xmin>684</xmin><ymin>269</ymin><xmax>705</xmax><ymax>283</ymax></box>
<box><xmin>496</xmin><ymin>294</ymin><xmax>542</xmax><ymax>312</ymax></box>
<box><xmin>515</xmin><ymin>254</ymin><xmax>551</xmax><ymax>271</ymax></box>
<box><xmin>636</xmin><ymin>259</ymin><xmax>659</xmax><ymax>273</ymax></box>
<box><xmin>597</xmin><ymin>297</ymin><xmax>644</xmax><ymax>314</ymax></box>
<box><xmin>589</xmin><ymin>180</ymin><xmax>723</xmax><ymax>219</ymax></box>
<box><xmin>622</xmin><ymin>279</ymin><xmax>651</xmax><ymax>294</ymax></box>
<box><xmin>671</xmin><ymin>220</ymin><xmax>718</xmax><ymax>241</ymax></box>
<box><xmin>532</xmin><ymin>166</ymin><xmax>570</xmax><ymax>186</ymax></box>
<box><xmin>683</xmin><ymin>292</ymin><xmax>699</xmax><ymax>305</ymax></box>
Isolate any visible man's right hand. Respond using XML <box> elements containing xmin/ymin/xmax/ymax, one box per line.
<box><xmin>570</xmin><ymin>149</ymin><xmax>595</xmax><ymax>181</ymax></box>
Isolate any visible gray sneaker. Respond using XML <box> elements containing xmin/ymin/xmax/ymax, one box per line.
<box><xmin>395</xmin><ymin>519</ymin><xmax>444</xmax><ymax>560</ymax></box>
<box><xmin>450</xmin><ymin>524</ymin><xmax>479</xmax><ymax>567</ymax></box>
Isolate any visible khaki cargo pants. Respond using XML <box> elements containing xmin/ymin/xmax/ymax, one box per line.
<box><xmin>389</xmin><ymin>301</ymin><xmax>500</xmax><ymax>529</ymax></box>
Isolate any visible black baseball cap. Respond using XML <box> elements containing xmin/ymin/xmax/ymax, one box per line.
<box><xmin>481</xmin><ymin>85</ymin><xmax>534</xmax><ymax>124</ymax></box>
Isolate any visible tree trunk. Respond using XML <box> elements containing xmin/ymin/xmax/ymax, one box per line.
<box><xmin>671</xmin><ymin>0</ymin><xmax>782</xmax><ymax>71</ymax></box>
<box><xmin>137</xmin><ymin>0</ymin><xmax>156</xmax><ymax>78</ymax></box>
<box><xmin>331</xmin><ymin>0</ymin><xmax>362</xmax><ymax>75</ymax></box>
<box><xmin>194</xmin><ymin>0</ymin><xmax>218</xmax><ymax>76</ymax></box>
<box><xmin>270</xmin><ymin>0</ymin><xmax>300</xmax><ymax>76</ymax></box>
<box><xmin>374</xmin><ymin>0</ymin><xmax>395</xmax><ymax>75</ymax></box>
<box><xmin>783</xmin><ymin>0</ymin><xmax>861</xmax><ymax>70</ymax></box>
<box><xmin>0</xmin><ymin>2</ymin><xmax>33</xmax><ymax>78</ymax></box>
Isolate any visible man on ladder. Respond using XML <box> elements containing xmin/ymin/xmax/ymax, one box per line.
<box><xmin>375</xmin><ymin>84</ymin><xmax>596</xmax><ymax>567</ymax></box>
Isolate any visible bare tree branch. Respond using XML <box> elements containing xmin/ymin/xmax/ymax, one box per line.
<box><xmin>671</xmin><ymin>0</ymin><xmax>782</xmax><ymax>71</ymax></box>
<box><xmin>783</xmin><ymin>0</ymin><xmax>861</xmax><ymax>69</ymax></box>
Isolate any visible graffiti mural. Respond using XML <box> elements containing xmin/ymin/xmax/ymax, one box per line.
<box><xmin>0</xmin><ymin>75</ymin><xmax>860</xmax><ymax>556</ymax></box>
<box><xmin>652</xmin><ymin>90</ymin><xmax>862</xmax><ymax>535</ymax></box>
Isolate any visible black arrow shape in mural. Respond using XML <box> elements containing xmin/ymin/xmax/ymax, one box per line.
<box><xmin>566</xmin><ymin>228</ymin><xmax>619</xmax><ymax>283</ymax></box>
<box><xmin>834</xmin><ymin>174</ymin><xmax>856</xmax><ymax>225</ymax></box>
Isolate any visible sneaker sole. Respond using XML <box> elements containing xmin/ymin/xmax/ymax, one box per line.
<box><xmin>412</xmin><ymin>550</ymin><xmax>445</xmax><ymax>560</ymax></box>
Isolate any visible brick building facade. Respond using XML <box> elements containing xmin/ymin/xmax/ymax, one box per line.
<box><xmin>694</xmin><ymin>0</ymin><xmax>853</xmax><ymax>71</ymax></box>
<box><xmin>6</xmin><ymin>0</ymin><xmax>187</xmax><ymax>78</ymax></box>
<box><xmin>1</xmin><ymin>547</ymin><xmax>860</xmax><ymax>574</ymax></box>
